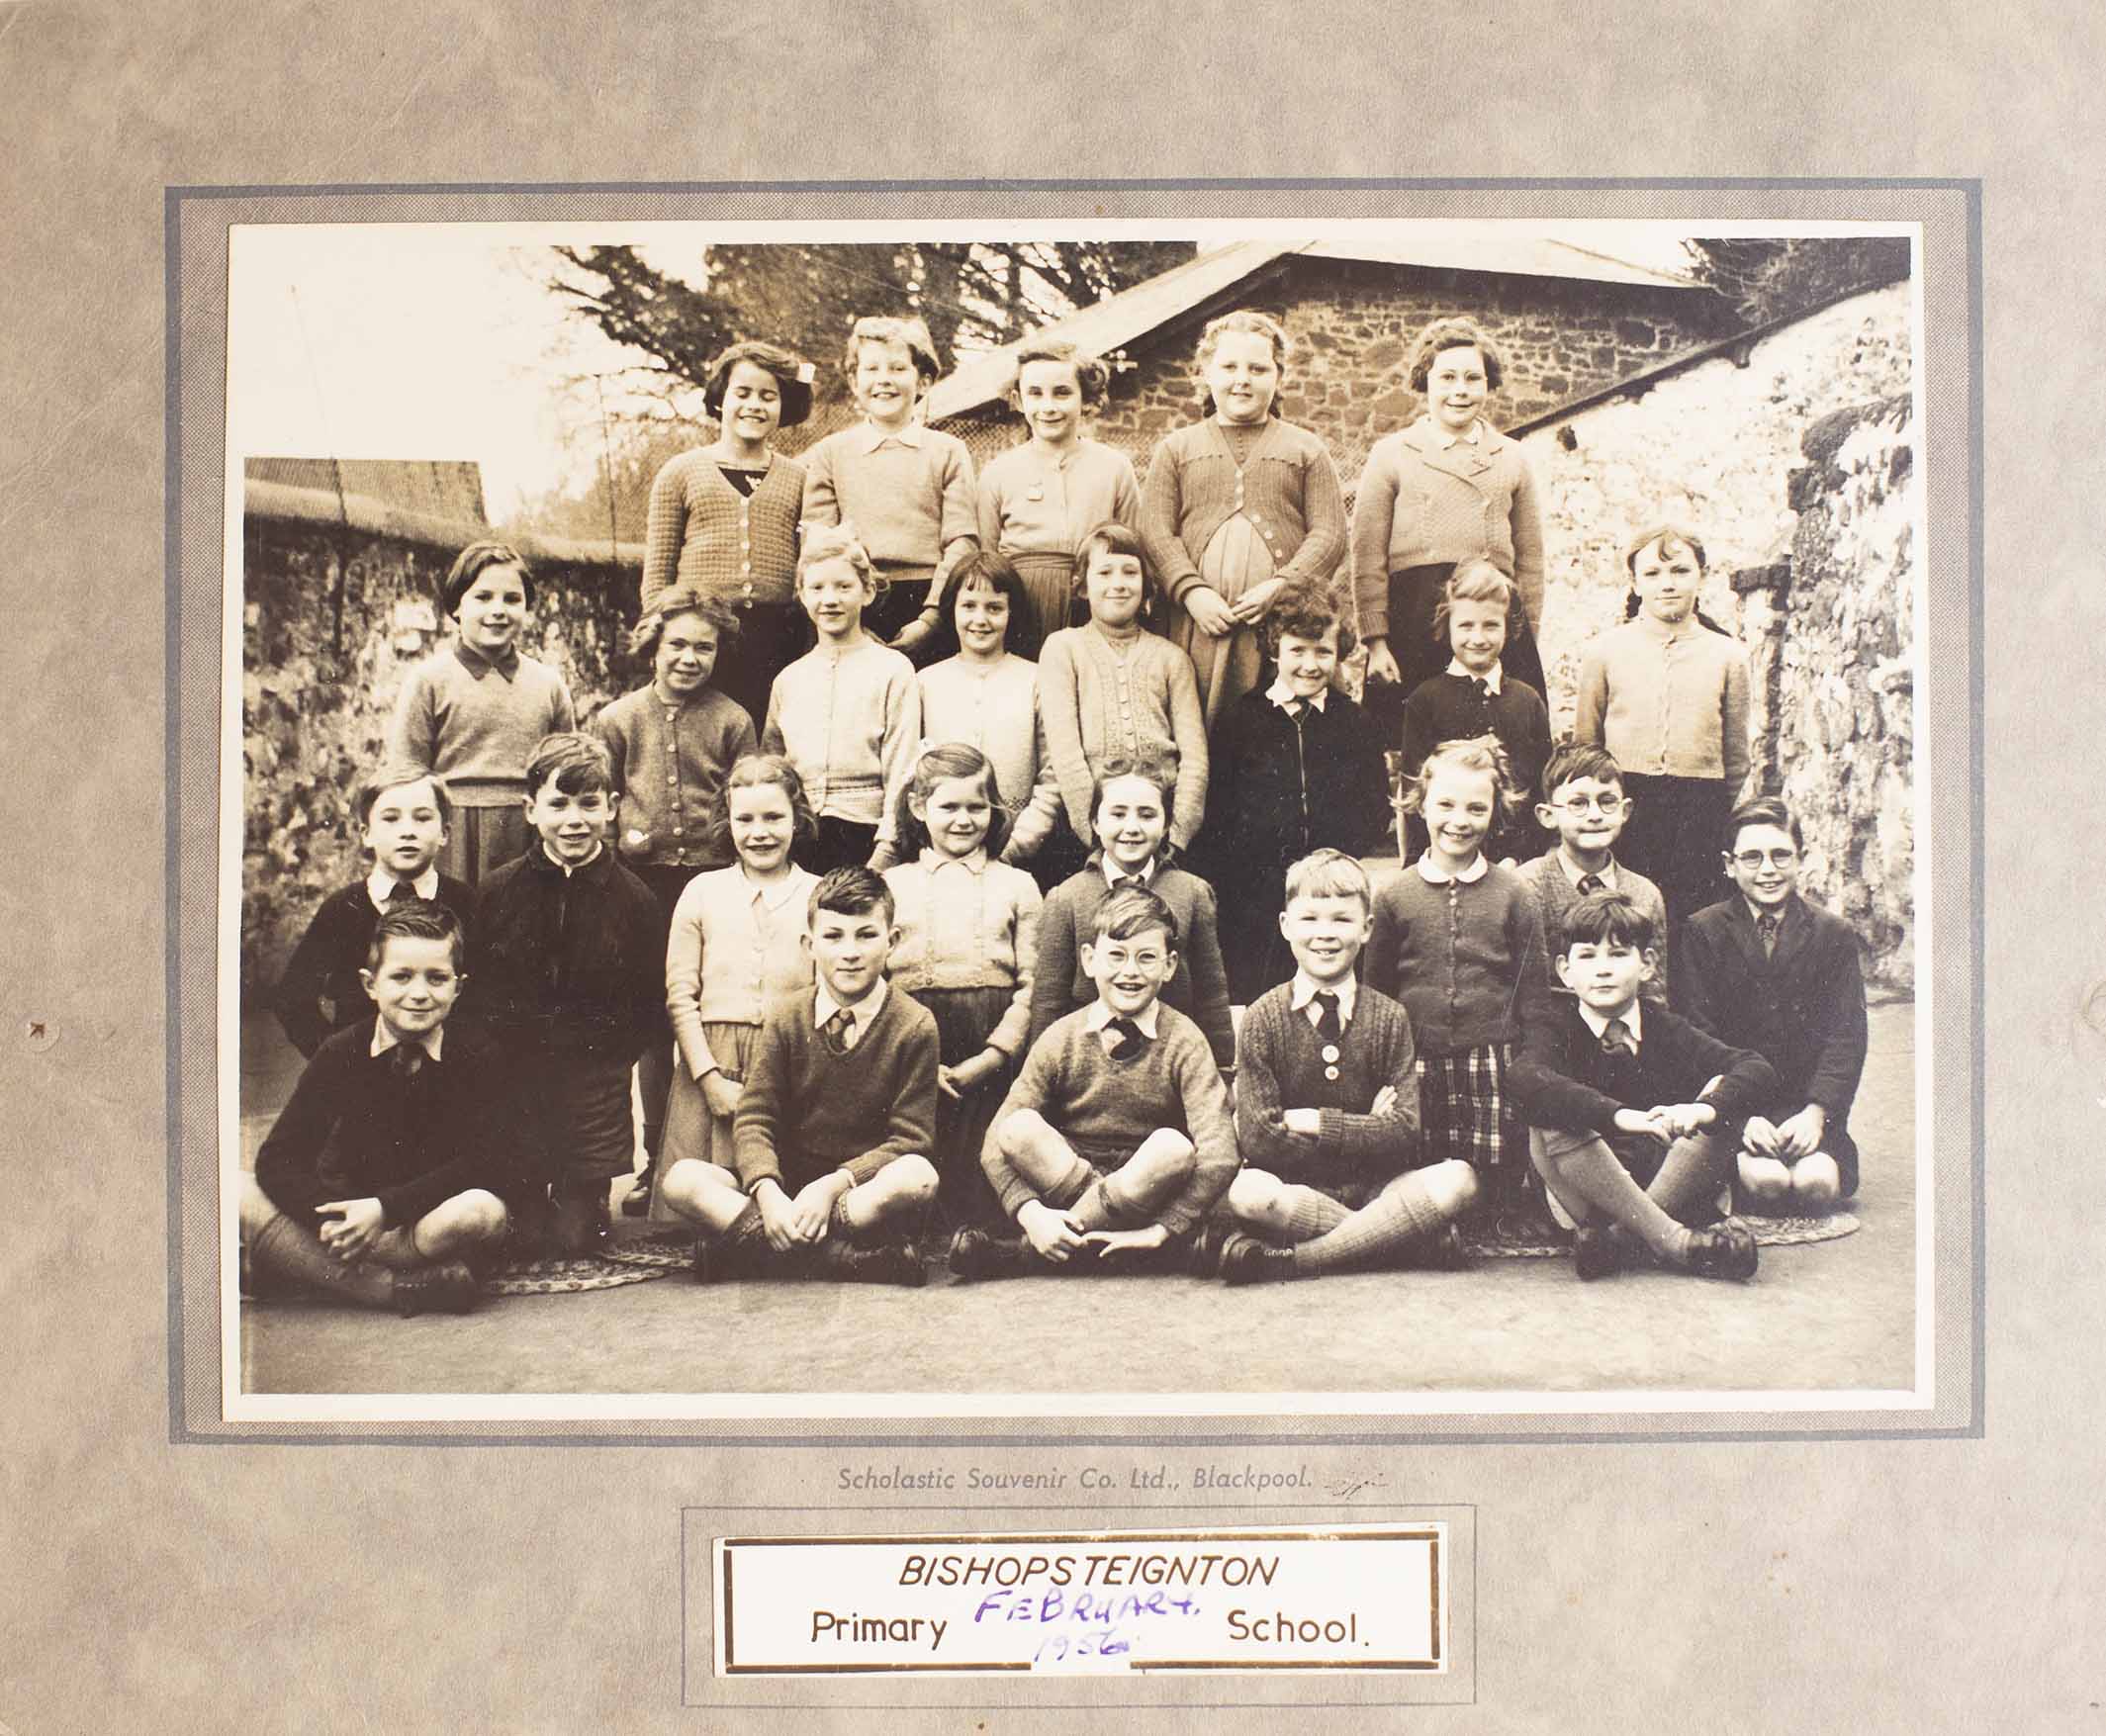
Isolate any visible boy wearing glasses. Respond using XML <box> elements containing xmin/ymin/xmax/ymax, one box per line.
<box><xmin>1674</xmin><ymin>797</ymin><xmax>1868</xmax><ymax>1208</ymax></box>
<box><xmin>1519</xmin><ymin>745</ymin><xmax>1670</xmax><ymax>1007</ymax></box>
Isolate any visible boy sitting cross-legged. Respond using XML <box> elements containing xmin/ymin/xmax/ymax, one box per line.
<box><xmin>1516</xmin><ymin>742</ymin><xmax>1669</xmax><ymax>1007</ymax></box>
<box><xmin>242</xmin><ymin>901</ymin><xmax>523</xmax><ymax>1317</ymax></box>
<box><xmin>1509</xmin><ymin>892</ymin><xmax>1778</xmax><ymax>1281</ymax></box>
<box><xmin>951</xmin><ymin>884</ymin><xmax>1236</xmax><ymax>1279</ymax></box>
<box><xmin>674</xmin><ymin>867</ymin><xmax>938</xmax><ymax>1285</ymax></box>
<box><xmin>1208</xmin><ymin>849</ymin><xmax>1476</xmax><ymax>1284</ymax></box>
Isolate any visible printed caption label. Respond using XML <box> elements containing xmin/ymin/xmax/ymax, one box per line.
<box><xmin>715</xmin><ymin>1524</ymin><xmax>1444</xmax><ymax>1676</ymax></box>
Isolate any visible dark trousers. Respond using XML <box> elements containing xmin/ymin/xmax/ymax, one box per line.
<box><xmin>795</xmin><ymin>815</ymin><xmax>879</xmax><ymax>875</ymax></box>
<box><xmin>1614</xmin><ymin>773</ymin><xmax>1734</xmax><ymax>935</ymax></box>
<box><xmin>1363</xmin><ymin>562</ymin><xmax>1548</xmax><ymax>760</ymax></box>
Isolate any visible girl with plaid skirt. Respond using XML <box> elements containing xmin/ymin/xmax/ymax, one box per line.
<box><xmin>1363</xmin><ymin>735</ymin><xmax>1558</xmax><ymax>1232</ymax></box>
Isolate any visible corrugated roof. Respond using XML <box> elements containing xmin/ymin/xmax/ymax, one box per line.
<box><xmin>243</xmin><ymin>458</ymin><xmax>489</xmax><ymax>525</ymax></box>
<box><xmin>924</xmin><ymin>236</ymin><xmax>1702</xmax><ymax>422</ymax></box>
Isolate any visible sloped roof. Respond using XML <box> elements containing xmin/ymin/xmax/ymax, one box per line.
<box><xmin>923</xmin><ymin>236</ymin><xmax>1701</xmax><ymax>423</ymax></box>
<box><xmin>243</xmin><ymin>458</ymin><xmax>489</xmax><ymax>525</ymax></box>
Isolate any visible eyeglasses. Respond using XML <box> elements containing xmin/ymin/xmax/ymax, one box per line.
<box><xmin>1731</xmin><ymin>849</ymin><xmax>1798</xmax><ymax>869</ymax></box>
<box><xmin>1554</xmin><ymin>795</ymin><xmax>1625</xmax><ymax>815</ymax></box>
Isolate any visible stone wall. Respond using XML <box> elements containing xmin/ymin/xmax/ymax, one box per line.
<box><xmin>241</xmin><ymin>480</ymin><xmax>642</xmax><ymax>994</ymax></box>
<box><xmin>972</xmin><ymin>257</ymin><xmax>1736</xmax><ymax>496</ymax></box>
<box><xmin>1516</xmin><ymin>281</ymin><xmax>1916</xmax><ymax>988</ymax></box>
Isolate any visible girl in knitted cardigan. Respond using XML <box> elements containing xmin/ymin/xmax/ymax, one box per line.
<box><xmin>639</xmin><ymin>340</ymin><xmax>816</xmax><ymax>729</ymax></box>
<box><xmin>1141</xmin><ymin>310</ymin><xmax>1348</xmax><ymax>733</ymax></box>
<box><xmin>1036</xmin><ymin>521</ymin><xmax>1209</xmax><ymax>857</ymax></box>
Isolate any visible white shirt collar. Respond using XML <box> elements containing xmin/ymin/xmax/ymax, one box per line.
<box><xmin>1084</xmin><ymin>998</ymin><xmax>1161</xmax><ymax>1039</ymax></box>
<box><xmin>1265</xmin><ymin>675</ymin><xmax>1328</xmax><ymax>713</ymax></box>
<box><xmin>1445</xmin><ymin>658</ymin><xmax>1504</xmax><ymax>694</ymax></box>
<box><xmin>367</xmin><ymin>866</ymin><xmax>439</xmax><ymax>911</ymax></box>
<box><xmin>1416</xmin><ymin>851</ymin><xmax>1490</xmax><ymax>885</ymax></box>
<box><xmin>370</xmin><ymin>1020</ymin><xmax>444</xmax><ymax>1062</ymax></box>
<box><xmin>918</xmin><ymin>847</ymin><xmax>988</xmax><ymax>875</ymax></box>
<box><xmin>1289</xmin><ymin>971</ymin><xmax>1357</xmax><ymax>1026</ymax></box>
<box><xmin>854</xmin><ymin>417</ymin><xmax>925</xmax><ymax>452</ymax></box>
<box><xmin>540</xmin><ymin>841</ymin><xmax>604</xmax><ymax>874</ymax></box>
<box><xmin>1100</xmin><ymin>856</ymin><xmax>1157</xmax><ymax>889</ymax></box>
<box><xmin>1436</xmin><ymin>418</ymin><xmax>1482</xmax><ymax>449</ymax></box>
<box><xmin>744</xmin><ymin>865</ymin><xmax>811</xmax><ymax>912</ymax></box>
<box><xmin>1576</xmin><ymin>1000</ymin><xmax>1643</xmax><ymax>1045</ymax></box>
<box><xmin>1557</xmin><ymin>852</ymin><xmax>1618</xmax><ymax>891</ymax></box>
<box><xmin>814</xmin><ymin>978</ymin><xmax>887</xmax><ymax>1035</ymax></box>
<box><xmin>1745</xmin><ymin>897</ymin><xmax>1789</xmax><ymax>929</ymax></box>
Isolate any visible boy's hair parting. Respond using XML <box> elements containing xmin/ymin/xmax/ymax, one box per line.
<box><xmin>1010</xmin><ymin>337</ymin><xmax>1111</xmax><ymax>408</ymax></box>
<box><xmin>1193</xmin><ymin>310</ymin><xmax>1290</xmax><ymax>416</ymax></box>
<box><xmin>1723</xmin><ymin>793</ymin><xmax>1803</xmax><ymax>854</ymax></box>
<box><xmin>1407</xmin><ymin>318</ymin><xmax>1506</xmax><ymax>394</ymax></box>
<box><xmin>1282</xmin><ymin>847</ymin><xmax>1372</xmax><ymax>913</ymax></box>
<box><xmin>1393</xmin><ymin>733</ymin><xmax>1530</xmax><ymax>826</ymax></box>
<box><xmin>441</xmin><ymin>540</ymin><xmax>535</xmax><ymax>615</ymax></box>
<box><xmin>722</xmin><ymin>752</ymin><xmax>818</xmax><ymax>844</ymax></box>
<box><xmin>1539</xmin><ymin>741</ymin><xmax>1626</xmax><ymax>801</ymax></box>
<box><xmin>627</xmin><ymin>586</ymin><xmax>742</xmax><ymax>662</ymax></box>
<box><xmin>364</xmin><ymin>897</ymin><xmax>467</xmax><ymax>973</ymax></box>
<box><xmin>702</xmin><ymin>339</ymin><xmax>815</xmax><ymax>427</ymax></box>
<box><xmin>354</xmin><ymin>761</ymin><xmax>455</xmax><ymax>832</ymax></box>
<box><xmin>524</xmin><ymin>731</ymin><xmax>614</xmax><ymax>797</ymax></box>
<box><xmin>797</xmin><ymin>520</ymin><xmax>881</xmax><ymax>591</ymax></box>
<box><xmin>1092</xmin><ymin>883</ymin><xmax>1180</xmax><ymax>950</ymax></box>
<box><xmin>1431</xmin><ymin>558</ymin><xmax>1517</xmax><ymax>645</ymax></box>
<box><xmin>1621</xmin><ymin>522</ymin><xmax>1735</xmax><ymax>638</ymax></box>
<box><xmin>1088</xmin><ymin>751</ymin><xmax>1180</xmax><ymax>840</ymax></box>
<box><xmin>843</xmin><ymin>315</ymin><xmax>942</xmax><ymax>384</ymax></box>
<box><xmin>1069</xmin><ymin>519</ymin><xmax>1158</xmax><ymax>618</ymax></box>
<box><xmin>1560</xmin><ymin>890</ymin><xmax>1657</xmax><ymax>955</ymax></box>
<box><xmin>809</xmin><ymin>864</ymin><xmax>896</xmax><ymax>928</ymax></box>
<box><xmin>933</xmin><ymin>549</ymin><xmax>1044</xmax><ymax>658</ymax></box>
<box><xmin>891</xmin><ymin>740</ymin><xmax>1014</xmax><ymax>861</ymax></box>
<box><xmin>1261</xmin><ymin>578</ymin><xmax>1356</xmax><ymax>662</ymax></box>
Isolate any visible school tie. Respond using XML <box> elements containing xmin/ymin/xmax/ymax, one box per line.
<box><xmin>1758</xmin><ymin>912</ymin><xmax>1784</xmax><ymax>958</ymax></box>
<box><xmin>1109</xmin><ymin>873</ymin><xmax>1145</xmax><ymax>892</ymax></box>
<box><xmin>821</xmin><ymin>1006</ymin><xmax>856</xmax><ymax>1054</ymax></box>
<box><xmin>1600</xmin><ymin>1017</ymin><xmax>1637</xmax><ymax>1058</ymax></box>
<box><xmin>1576</xmin><ymin>873</ymin><xmax>1606</xmax><ymax>896</ymax></box>
<box><xmin>1469</xmin><ymin>678</ymin><xmax>1491</xmax><ymax>701</ymax></box>
<box><xmin>1312</xmin><ymin>991</ymin><xmax>1343</xmax><ymax>1045</ymax></box>
<box><xmin>1103</xmin><ymin>1016</ymin><xmax>1145</xmax><ymax>1060</ymax></box>
<box><xmin>385</xmin><ymin>880</ymin><xmax>416</xmax><ymax>906</ymax></box>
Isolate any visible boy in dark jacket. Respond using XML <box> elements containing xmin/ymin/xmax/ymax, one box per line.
<box><xmin>1510</xmin><ymin>893</ymin><xmax>1777</xmax><ymax>1281</ymax></box>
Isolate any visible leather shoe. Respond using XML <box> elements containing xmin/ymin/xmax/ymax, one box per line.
<box><xmin>948</xmin><ymin>1226</ymin><xmax>1034</xmax><ymax>1280</ymax></box>
<box><xmin>1683</xmin><ymin>1217</ymin><xmax>1759</xmax><ymax>1281</ymax></box>
<box><xmin>823</xmin><ymin>1239</ymin><xmax>927</xmax><ymax>1287</ymax></box>
<box><xmin>1572</xmin><ymin>1224</ymin><xmax>1624</xmax><ymax>1281</ymax></box>
<box><xmin>1219</xmin><ymin>1232</ymin><xmax>1296</xmax><ymax>1287</ymax></box>
<box><xmin>392</xmin><ymin>1258</ymin><xmax>479</xmax><ymax>1317</ymax></box>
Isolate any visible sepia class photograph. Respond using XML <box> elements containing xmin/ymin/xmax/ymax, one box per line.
<box><xmin>222</xmin><ymin>219</ymin><xmax>1923</xmax><ymax>1413</ymax></box>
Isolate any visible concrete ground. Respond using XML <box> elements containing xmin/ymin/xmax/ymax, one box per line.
<box><xmin>234</xmin><ymin>998</ymin><xmax>1917</xmax><ymax>1400</ymax></box>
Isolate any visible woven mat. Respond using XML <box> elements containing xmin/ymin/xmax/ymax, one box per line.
<box><xmin>484</xmin><ymin>1249</ymin><xmax>679</xmax><ymax>1296</ymax></box>
<box><xmin>1464</xmin><ymin>1211</ymin><xmax>1860</xmax><ymax>1260</ymax></box>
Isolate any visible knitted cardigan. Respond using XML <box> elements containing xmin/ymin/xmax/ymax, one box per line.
<box><xmin>593</xmin><ymin>683</ymin><xmax>757</xmax><ymax>871</ymax></box>
<box><xmin>1573</xmin><ymin>617</ymin><xmax>1752</xmax><ymax>786</ymax></box>
<box><xmin>1139</xmin><ymin>416</ymin><xmax>1348</xmax><ymax>602</ymax></box>
<box><xmin>639</xmin><ymin>447</ymin><xmax>805</xmax><ymax>609</ymax></box>
<box><xmin>981</xmin><ymin>1003</ymin><xmax>1236</xmax><ymax>1237</ymax></box>
<box><xmin>1233</xmin><ymin>981</ymin><xmax>1420</xmax><ymax>1187</ymax></box>
<box><xmin>1348</xmin><ymin>416</ymin><xmax>1546</xmax><ymax>639</ymax></box>
<box><xmin>1036</xmin><ymin>623</ymin><xmax>1209</xmax><ymax>848</ymax></box>
<box><xmin>1363</xmin><ymin>860</ymin><xmax>1556</xmax><ymax>1056</ymax></box>
<box><xmin>914</xmin><ymin>654</ymin><xmax>1063</xmax><ymax>863</ymax></box>
<box><xmin>761</xmin><ymin>639</ymin><xmax>920</xmax><ymax>842</ymax></box>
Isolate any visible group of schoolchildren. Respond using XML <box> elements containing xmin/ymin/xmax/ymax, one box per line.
<box><xmin>246</xmin><ymin>310</ymin><xmax>1870</xmax><ymax>1319</ymax></box>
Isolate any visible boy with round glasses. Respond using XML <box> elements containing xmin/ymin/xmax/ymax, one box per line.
<box><xmin>1517</xmin><ymin>744</ymin><xmax>1670</xmax><ymax>1008</ymax></box>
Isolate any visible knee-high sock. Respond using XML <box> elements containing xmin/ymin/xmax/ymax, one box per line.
<box><xmin>1647</xmin><ymin>1133</ymin><xmax>1729</xmax><ymax>1227</ymax></box>
<box><xmin>248</xmin><ymin>1211</ymin><xmax>395</xmax><ymax>1309</ymax></box>
<box><xmin>1535</xmin><ymin>1137</ymin><xmax>1694</xmax><ymax>1264</ymax></box>
<box><xmin>1291</xmin><ymin>1170</ymin><xmax>1449</xmax><ymax>1276</ymax></box>
<box><xmin>1279</xmin><ymin>1184</ymin><xmax>1352</xmax><ymax>1242</ymax></box>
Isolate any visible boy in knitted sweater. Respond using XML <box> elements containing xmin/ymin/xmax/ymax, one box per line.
<box><xmin>716</xmin><ymin>867</ymin><xmax>939</xmax><ymax>1285</ymax></box>
<box><xmin>952</xmin><ymin>885</ymin><xmax>1236</xmax><ymax>1279</ymax></box>
<box><xmin>1210</xmin><ymin>851</ymin><xmax>1476</xmax><ymax>1284</ymax></box>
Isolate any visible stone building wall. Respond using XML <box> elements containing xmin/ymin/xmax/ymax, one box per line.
<box><xmin>240</xmin><ymin>482</ymin><xmax>642</xmax><ymax>994</ymax></box>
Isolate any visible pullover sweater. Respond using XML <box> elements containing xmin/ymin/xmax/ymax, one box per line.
<box><xmin>982</xmin><ymin>1003</ymin><xmax>1236</xmax><ymax>1237</ymax></box>
<box><xmin>1233</xmin><ymin>981</ymin><xmax>1420</xmax><ymax>1187</ymax></box>
<box><xmin>1509</xmin><ymin>999</ymin><xmax>1778</xmax><ymax>1137</ymax></box>
<box><xmin>272</xmin><ymin>872</ymin><xmax>477</xmax><ymax>1057</ymax></box>
<box><xmin>386</xmin><ymin>644</ymin><xmax>577</xmax><ymax>807</ymax></box>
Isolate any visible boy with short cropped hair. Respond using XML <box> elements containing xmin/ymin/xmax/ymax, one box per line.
<box><xmin>243</xmin><ymin>901</ymin><xmax>520</xmax><ymax>1316</ymax></box>
<box><xmin>952</xmin><ymin>884</ymin><xmax>1236</xmax><ymax>1279</ymax></box>
<box><xmin>1510</xmin><ymin>892</ymin><xmax>1777</xmax><ymax>1281</ymax></box>
<box><xmin>708</xmin><ymin>867</ymin><xmax>938</xmax><ymax>1285</ymax></box>
<box><xmin>272</xmin><ymin>764</ymin><xmax>476</xmax><ymax>1057</ymax></box>
<box><xmin>1516</xmin><ymin>743</ymin><xmax>1669</xmax><ymax>1007</ymax></box>
<box><xmin>1676</xmin><ymin>796</ymin><xmax>1869</xmax><ymax>1208</ymax></box>
<box><xmin>1200</xmin><ymin>583</ymin><xmax>1391</xmax><ymax>1003</ymax></box>
<box><xmin>474</xmin><ymin>732</ymin><xmax>664</xmax><ymax>1253</ymax></box>
<box><xmin>1211</xmin><ymin>850</ymin><xmax>1475</xmax><ymax>1284</ymax></box>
